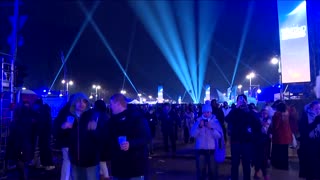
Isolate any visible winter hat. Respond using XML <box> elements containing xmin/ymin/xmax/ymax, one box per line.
<box><xmin>202</xmin><ymin>103</ymin><xmax>212</xmax><ymax>113</ymax></box>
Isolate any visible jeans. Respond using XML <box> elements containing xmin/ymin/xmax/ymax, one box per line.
<box><xmin>195</xmin><ymin>149</ymin><xmax>218</xmax><ymax>180</ymax></box>
<box><xmin>71</xmin><ymin>164</ymin><xmax>99</xmax><ymax>180</ymax></box>
<box><xmin>61</xmin><ymin>148</ymin><xmax>70</xmax><ymax>180</ymax></box>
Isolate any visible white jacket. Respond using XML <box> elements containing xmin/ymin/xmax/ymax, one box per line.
<box><xmin>191</xmin><ymin>115</ymin><xmax>223</xmax><ymax>150</ymax></box>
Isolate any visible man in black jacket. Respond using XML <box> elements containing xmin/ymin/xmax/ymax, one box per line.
<box><xmin>226</xmin><ymin>94</ymin><xmax>261</xmax><ymax>180</ymax></box>
<box><xmin>105</xmin><ymin>93</ymin><xmax>151</xmax><ymax>180</ymax></box>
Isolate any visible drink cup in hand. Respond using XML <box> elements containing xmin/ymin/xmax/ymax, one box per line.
<box><xmin>118</xmin><ymin>136</ymin><xmax>127</xmax><ymax>145</ymax></box>
<box><xmin>67</xmin><ymin>116</ymin><xmax>75</xmax><ymax>124</ymax></box>
<box><xmin>61</xmin><ymin>116</ymin><xmax>75</xmax><ymax>129</ymax></box>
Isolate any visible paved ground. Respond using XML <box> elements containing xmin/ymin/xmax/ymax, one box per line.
<box><xmin>3</xmin><ymin>129</ymin><xmax>303</xmax><ymax>180</ymax></box>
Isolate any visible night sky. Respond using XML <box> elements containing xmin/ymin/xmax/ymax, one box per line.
<box><xmin>0</xmin><ymin>0</ymin><xmax>282</xmax><ymax>101</ymax></box>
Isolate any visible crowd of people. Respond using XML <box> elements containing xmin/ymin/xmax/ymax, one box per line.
<box><xmin>5</xmin><ymin>92</ymin><xmax>320</xmax><ymax>180</ymax></box>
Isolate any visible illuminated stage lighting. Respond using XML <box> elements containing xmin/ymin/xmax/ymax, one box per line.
<box><xmin>131</xmin><ymin>1</ymin><xmax>223</xmax><ymax>103</ymax></box>
<box><xmin>130</xmin><ymin>1</ymin><xmax>195</xmax><ymax>101</ymax></box>
<box><xmin>49</xmin><ymin>1</ymin><xmax>100</xmax><ymax>91</ymax></box>
<box><xmin>79</xmin><ymin>2</ymin><xmax>138</xmax><ymax>94</ymax></box>
<box><xmin>230</xmin><ymin>1</ymin><xmax>254</xmax><ymax>88</ymax></box>
<box><xmin>210</xmin><ymin>56</ymin><xmax>231</xmax><ymax>86</ymax></box>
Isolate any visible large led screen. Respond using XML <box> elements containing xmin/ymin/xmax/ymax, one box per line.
<box><xmin>277</xmin><ymin>1</ymin><xmax>311</xmax><ymax>83</ymax></box>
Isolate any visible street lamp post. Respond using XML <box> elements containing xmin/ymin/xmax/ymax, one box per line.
<box><xmin>246</xmin><ymin>72</ymin><xmax>255</xmax><ymax>97</ymax></box>
<box><xmin>271</xmin><ymin>57</ymin><xmax>282</xmax><ymax>100</ymax></box>
<box><xmin>92</xmin><ymin>84</ymin><xmax>101</xmax><ymax>101</ymax></box>
<box><xmin>237</xmin><ymin>84</ymin><xmax>243</xmax><ymax>94</ymax></box>
<box><xmin>138</xmin><ymin>93</ymin><xmax>142</xmax><ymax>103</ymax></box>
<box><xmin>62</xmin><ymin>79</ymin><xmax>74</xmax><ymax>97</ymax></box>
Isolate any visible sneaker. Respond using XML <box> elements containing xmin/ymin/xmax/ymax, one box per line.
<box><xmin>45</xmin><ymin>166</ymin><xmax>55</xmax><ymax>171</ymax></box>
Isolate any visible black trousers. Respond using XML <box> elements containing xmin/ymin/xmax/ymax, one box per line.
<box><xmin>163</xmin><ymin>131</ymin><xmax>176</xmax><ymax>152</ymax></box>
<box><xmin>271</xmin><ymin>144</ymin><xmax>289</xmax><ymax>170</ymax></box>
<box><xmin>231</xmin><ymin>143</ymin><xmax>252</xmax><ymax>180</ymax></box>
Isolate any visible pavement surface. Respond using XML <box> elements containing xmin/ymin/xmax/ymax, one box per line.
<box><xmin>3</xmin><ymin>129</ymin><xmax>303</xmax><ymax>180</ymax></box>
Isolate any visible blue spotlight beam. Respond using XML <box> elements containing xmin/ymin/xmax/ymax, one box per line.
<box><xmin>79</xmin><ymin>2</ymin><xmax>138</xmax><ymax>94</ymax></box>
<box><xmin>130</xmin><ymin>2</ymin><xmax>193</xmax><ymax>100</ymax></box>
<box><xmin>153</xmin><ymin>1</ymin><xmax>195</xmax><ymax>100</ymax></box>
<box><xmin>121</xmin><ymin>18</ymin><xmax>137</xmax><ymax>90</ymax></box>
<box><xmin>210</xmin><ymin>56</ymin><xmax>231</xmax><ymax>86</ymax></box>
<box><xmin>130</xmin><ymin>2</ymin><xmax>196</xmax><ymax>102</ymax></box>
<box><xmin>49</xmin><ymin>1</ymin><xmax>100</xmax><ymax>91</ymax></box>
<box><xmin>230</xmin><ymin>1</ymin><xmax>254</xmax><ymax>88</ymax></box>
<box><xmin>173</xmin><ymin>1</ymin><xmax>198</xmax><ymax>102</ymax></box>
<box><xmin>213</xmin><ymin>40</ymin><xmax>273</xmax><ymax>86</ymax></box>
<box><xmin>197</xmin><ymin>1</ymin><xmax>222</xmax><ymax>102</ymax></box>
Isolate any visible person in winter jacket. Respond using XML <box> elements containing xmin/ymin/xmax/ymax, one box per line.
<box><xmin>191</xmin><ymin>102</ymin><xmax>224</xmax><ymax>180</ymax></box>
<box><xmin>104</xmin><ymin>93</ymin><xmax>151</xmax><ymax>180</ymax></box>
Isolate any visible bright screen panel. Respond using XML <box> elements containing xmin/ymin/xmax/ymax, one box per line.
<box><xmin>277</xmin><ymin>0</ymin><xmax>311</xmax><ymax>83</ymax></box>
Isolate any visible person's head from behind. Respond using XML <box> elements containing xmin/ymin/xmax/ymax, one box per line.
<box><xmin>94</xmin><ymin>99</ymin><xmax>107</xmax><ymax>113</ymax></box>
<box><xmin>32</xmin><ymin>99</ymin><xmax>43</xmax><ymax>111</ymax></box>
<box><xmin>163</xmin><ymin>103</ymin><xmax>171</xmax><ymax>113</ymax></box>
<box><xmin>211</xmin><ymin>99</ymin><xmax>218</xmax><ymax>107</ymax></box>
<box><xmin>276</xmin><ymin>102</ymin><xmax>287</xmax><ymax>113</ymax></box>
<box><xmin>310</xmin><ymin>100</ymin><xmax>320</xmax><ymax>115</ymax></box>
<box><xmin>110</xmin><ymin>93</ymin><xmax>127</xmax><ymax>115</ymax></box>
<box><xmin>70</xmin><ymin>93</ymin><xmax>89</xmax><ymax>115</ymax></box>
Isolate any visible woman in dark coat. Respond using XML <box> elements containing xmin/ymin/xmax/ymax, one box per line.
<box><xmin>11</xmin><ymin>101</ymin><xmax>36</xmax><ymax>180</ymax></box>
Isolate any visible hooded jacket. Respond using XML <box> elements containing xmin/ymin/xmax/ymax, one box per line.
<box><xmin>191</xmin><ymin>115</ymin><xmax>223</xmax><ymax>150</ymax></box>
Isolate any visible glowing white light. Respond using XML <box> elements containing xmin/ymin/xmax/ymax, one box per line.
<box><xmin>257</xmin><ymin>89</ymin><xmax>262</xmax><ymax>94</ymax></box>
<box><xmin>281</xmin><ymin>25</ymin><xmax>307</xmax><ymax>40</ymax></box>
<box><xmin>288</xmin><ymin>1</ymin><xmax>306</xmax><ymax>15</ymax></box>
<box><xmin>92</xmin><ymin>84</ymin><xmax>101</xmax><ymax>89</ymax></box>
<box><xmin>246</xmin><ymin>72</ymin><xmax>255</xmax><ymax>79</ymax></box>
<box><xmin>271</xmin><ymin>57</ymin><xmax>279</xmax><ymax>65</ymax></box>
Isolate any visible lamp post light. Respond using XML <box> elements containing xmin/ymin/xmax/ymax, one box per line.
<box><xmin>138</xmin><ymin>93</ymin><xmax>142</xmax><ymax>103</ymax></box>
<box><xmin>271</xmin><ymin>57</ymin><xmax>282</xmax><ymax>100</ymax></box>
<box><xmin>237</xmin><ymin>84</ymin><xmax>243</xmax><ymax>94</ymax></box>
<box><xmin>92</xmin><ymin>84</ymin><xmax>101</xmax><ymax>100</ymax></box>
<box><xmin>120</xmin><ymin>90</ymin><xmax>127</xmax><ymax>95</ymax></box>
<box><xmin>246</xmin><ymin>72</ymin><xmax>255</xmax><ymax>97</ymax></box>
<box><xmin>62</xmin><ymin>79</ymin><xmax>74</xmax><ymax>97</ymax></box>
